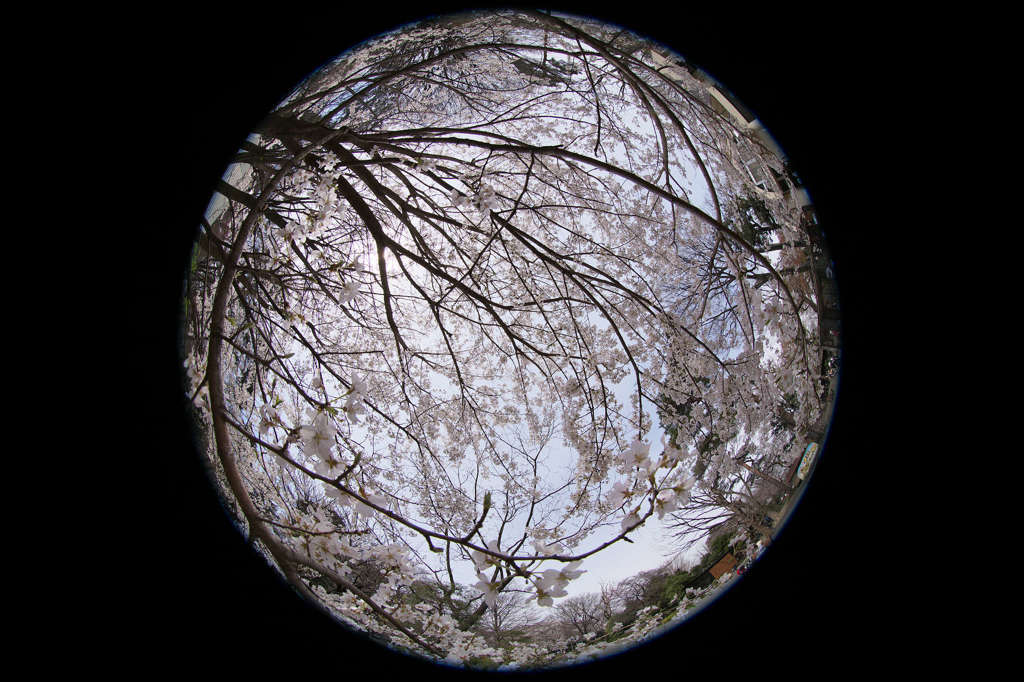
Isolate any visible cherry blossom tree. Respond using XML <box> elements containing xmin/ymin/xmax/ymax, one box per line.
<box><xmin>182</xmin><ymin>8</ymin><xmax>826</xmax><ymax>668</ymax></box>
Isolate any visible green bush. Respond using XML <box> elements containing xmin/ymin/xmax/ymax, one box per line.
<box><xmin>464</xmin><ymin>655</ymin><xmax>499</xmax><ymax>670</ymax></box>
<box><xmin>708</xmin><ymin>531</ymin><xmax>735</xmax><ymax>559</ymax></box>
<box><xmin>660</xmin><ymin>571</ymin><xmax>693</xmax><ymax>608</ymax></box>
<box><xmin>644</xmin><ymin>572</ymin><xmax>668</xmax><ymax>603</ymax></box>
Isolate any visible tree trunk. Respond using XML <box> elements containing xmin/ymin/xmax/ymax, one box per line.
<box><xmin>737</xmin><ymin>461</ymin><xmax>792</xmax><ymax>493</ymax></box>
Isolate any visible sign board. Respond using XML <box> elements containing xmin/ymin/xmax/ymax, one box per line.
<box><xmin>797</xmin><ymin>442</ymin><xmax>819</xmax><ymax>481</ymax></box>
<box><xmin>709</xmin><ymin>553</ymin><xmax>738</xmax><ymax>579</ymax></box>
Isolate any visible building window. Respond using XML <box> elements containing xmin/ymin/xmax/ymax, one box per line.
<box><xmin>770</xmin><ymin>167</ymin><xmax>789</xmax><ymax>193</ymax></box>
<box><xmin>742</xmin><ymin>156</ymin><xmax>769</xmax><ymax>190</ymax></box>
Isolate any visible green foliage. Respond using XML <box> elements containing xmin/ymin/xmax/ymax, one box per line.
<box><xmin>729</xmin><ymin>194</ymin><xmax>780</xmax><ymax>249</ymax></box>
<box><xmin>464</xmin><ymin>655</ymin><xmax>500</xmax><ymax>671</ymax></box>
<box><xmin>644</xmin><ymin>572</ymin><xmax>668</xmax><ymax>602</ymax></box>
<box><xmin>708</xmin><ymin>531</ymin><xmax>734</xmax><ymax>560</ymax></box>
<box><xmin>607</xmin><ymin>624</ymin><xmax>626</xmax><ymax>643</ymax></box>
<box><xmin>660</xmin><ymin>572</ymin><xmax>691</xmax><ymax>608</ymax></box>
<box><xmin>403</xmin><ymin>580</ymin><xmax>440</xmax><ymax>605</ymax></box>
<box><xmin>500</xmin><ymin>628</ymin><xmax>534</xmax><ymax>645</ymax></box>
<box><xmin>690</xmin><ymin>572</ymin><xmax>715</xmax><ymax>590</ymax></box>
<box><xmin>700</xmin><ymin>433</ymin><xmax>722</xmax><ymax>455</ymax></box>
<box><xmin>783</xmin><ymin>391</ymin><xmax>799</xmax><ymax>410</ymax></box>
<box><xmin>189</xmin><ymin>241</ymin><xmax>200</xmax><ymax>274</ymax></box>
<box><xmin>657</xmin><ymin>549</ymin><xmax>733</xmax><ymax>608</ymax></box>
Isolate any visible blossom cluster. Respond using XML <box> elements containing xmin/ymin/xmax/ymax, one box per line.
<box><xmin>450</xmin><ymin>182</ymin><xmax>499</xmax><ymax>215</ymax></box>
<box><xmin>609</xmin><ymin>437</ymin><xmax>696</xmax><ymax>533</ymax></box>
<box><xmin>185</xmin><ymin>8</ymin><xmax>829</xmax><ymax>670</ymax></box>
<box><xmin>531</xmin><ymin>561</ymin><xmax>586</xmax><ymax>607</ymax></box>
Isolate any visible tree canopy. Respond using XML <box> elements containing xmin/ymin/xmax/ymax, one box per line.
<box><xmin>181</xmin><ymin>9</ymin><xmax>831</xmax><ymax>669</ymax></box>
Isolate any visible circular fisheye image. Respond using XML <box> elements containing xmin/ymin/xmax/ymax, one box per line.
<box><xmin>180</xmin><ymin>9</ymin><xmax>840</xmax><ymax>671</ymax></box>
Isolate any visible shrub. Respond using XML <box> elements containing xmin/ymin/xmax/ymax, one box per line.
<box><xmin>464</xmin><ymin>655</ymin><xmax>500</xmax><ymax>670</ymax></box>
<box><xmin>708</xmin><ymin>531</ymin><xmax>735</xmax><ymax>559</ymax></box>
<box><xmin>660</xmin><ymin>572</ymin><xmax>692</xmax><ymax>608</ymax></box>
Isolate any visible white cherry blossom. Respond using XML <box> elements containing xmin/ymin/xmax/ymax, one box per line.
<box><xmin>186</xmin><ymin>8</ymin><xmax>832</xmax><ymax>668</ymax></box>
